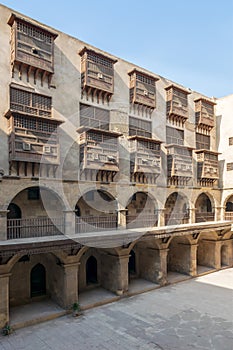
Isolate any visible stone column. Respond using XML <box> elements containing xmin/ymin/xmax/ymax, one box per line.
<box><xmin>61</xmin><ymin>263</ymin><xmax>79</xmax><ymax>309</ymax></box>
<box><xmin>115</xmin><ymin>254</ymin><xmax>130</xmax><ymax>295</ymax></box>
<box><xmin>0</xmin><ymin>273</ymin><xmax>10</xmax><ymax>327</ymax></box>
<box><xmin>0</xmin><ymin>210</ymin><xmax>8</xmax><ymax>241</ymax></box>
<box><xmin>189</xmin><ymin>208</ymin><xmax>196</xmax><ymax>224</ymax></box>
<box><xmin>189</xmin><ymin>244</ymin><xmax>198</xmax><ymax>276</ymax></box>
<box><xmin>118</xmin><ymin>209</ymin><xmax>127</xmax><ymax>229</ymax></box>
<box><xmin>64</xmin><ymin>210</ymin><xmax>76</xmax><ymax>237</ymax></box>
<box><xmin>158</xmin><ymin>209</ymin><xmax>166</xmax><ymax>227</ymax></box>
<box><xmin>214</xmin><ymin>207</ymin><xmax>222</xmax><ymax>221</ymax></box>
<box><xmin>220</xmin><ymin>206</ymin><xmax>226</xmax><ymax>221</ymax></box>
<box><xmin>213</xmin><ymin>241</ymin><xmax>222</xmax><ymax>269</ymax></box>
<box><xmin>158</xmin><ymin>248</ymin><xmax>169</xmax><ymax>285</ymax></box>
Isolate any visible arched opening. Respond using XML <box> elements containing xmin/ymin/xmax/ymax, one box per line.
<box><xmin>79</xmin><ymin>248</ymin><xmax>118</xmax><ymax>307</ymax></box>
<box><xmin>195</xmin><ymin>193</ymin><xmax>214</xmax><ymax>222</ymax></box>
<box><xmin>7</xmin><ymin>186</ymin><xmax>64</xmax><ymax>239</ymax></box>
<box><xmin>86</xmin><ymin>256</ymin><xmax>98</xmax><ymax>285</ymax></box>
<box><xmin>164</xmin><ymin>192</ymin><xmax>189</xmax><ymax>225</ymax></box>
<box><xmin>128</xmin><ymin>250</ymin><xmax>136</xmax><ymax>278</ymax></box>
<box><xmin>126</xmin><ymin>192</ymin><xmax>158</xmax><ymax>228</ymax></box>
<box><xmin>9</xmin><ymin>253</ymin><xmax>66</xmax><ymax>327</ymax></box>
<box><xmin>75</xmin><ymin>189</ymin><xmax>117</xmax><ymax>233</ymax></box>
<box><xmin>7</xmin><ymin>203</ymin><xmax>22</xmax><ymax>219</ymax></box>
<box><xmin>221</xmin><ymin>245</ymin><xmax>229</xmax><ymax>267</ymax></box>
<box><xmin>30</xmin><ymin>263</ymin><xmax>46</xmax><ymax>297</ymax></box>
<box><xmin>127</xmin><ymin>242</ymin><xmax>161</xmax><ymax>294</ymax></box>
<box><xmin>7</xmin><ymin>203</ymin><xmax>22</xmax><ymax>239</ymax></box>
<box><xmin>197</xmin><ymin>233</ymin><xmax>217</xmax><ymax>274</ymax></box>
<box><xmin>225</xmin><ymin>195</ymin><xmax>233</xmax><ymax>220</ymax></box>
<box><xmin>167</xmin><ymin>236</ymin><xmax>191</xmax><ymax>282</ymax></box>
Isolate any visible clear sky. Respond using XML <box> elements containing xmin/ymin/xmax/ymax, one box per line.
<box><xmin>1</xmin><ymin>0</ymin><xmax>232</xmax><ymax>97</ymax></box>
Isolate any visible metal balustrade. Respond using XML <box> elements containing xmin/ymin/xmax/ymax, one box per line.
<box><xmin>7</xmin><ymin>217</ymin><xmax>64</xmax><ymax>239</ymax></box>
<box><xmin>6</xmin><ymin>209</ymin><xmax>227</xmax><ymax>240</ymax></box>
<box><xmin>126</xmin><ymin>213</ymin><xmax>159</xmax><ymax>229</ymax></box>
<box><xmin>76</xmin><ymin>215</ymin><xmax>117</xmax><ymax>233</ymax></box>
<box><xmin>225</xmin><ymin>212</ymin><xmax>233</xmax><ymax>220</ymax></box>
<box><xmin>195</xmin><ymin>212</ymin><xmax>215</xmax><ymax>223</ymax></box>
<box><xmin>165</xmin><ymin>212</ymin><xmax>190</xmax><ymax>226</ymax></box>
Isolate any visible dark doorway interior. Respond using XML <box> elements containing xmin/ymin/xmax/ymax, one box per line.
<box><xmin>86</xmin><ymin>256</ymin><xmax>98</xmax><ymax>285</ymax></box>
<box><xmin>7</xmin><ymin>203</ymin><xmax>22</xmax><ymax>239</ymax></box>
<box><xmin>31</xmin><ymin>263</ymin><xmax>46</xmax><ymax>297</ymax></box>
<box><xmin>7</xmin><ymin>203</ymin><xmax>21</xmax><ymax>219</ymax></box>
<box><xmin>128</xmin><ymin>250</ymin><xmax>136</xmax><ymax>276</ymax></box>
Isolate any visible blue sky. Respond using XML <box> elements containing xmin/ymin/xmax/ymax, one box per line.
<box><xmin>1</xmin><ymin>0</ymin><xmax>232</xmax><ymax>97</ymax></box>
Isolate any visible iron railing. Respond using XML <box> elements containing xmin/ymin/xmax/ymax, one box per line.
<box><xmin>7</xmin><ymin>217</ymin><xmax>64</xmax><ymax>239</ymax></box>
<box><xmin>225</xmin><ymin>212</ymin><xmax>233</xmax><ymax>220</ymax></box>
<box><xmin>165</xmin><ymin>212</ymin><xmax>190</xmax><ymax>226</ymax></box>
<box><xmin>126</xmin><ymin>213</ymin><xmax>159</xmax><ymax>229</ymax></box>
<box><xmin>75</xmin><ymin>215</ymin><xmax>117</xmax><ymax>233</ymax></box>
<box><xmin>195</xmin><ymin>212</ymin><xmax>215</xmax><ymax>223</ymax></box>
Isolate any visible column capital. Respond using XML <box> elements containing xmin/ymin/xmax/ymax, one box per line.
<box><xmin>62</xmin><ymin>262</ymin><xmax>80</xmax><ymax>269</ymax></box>
<box><xmin>0</xmin><ymin>273</ymin><xmax>11</xmax><ymax>279</ymax></box>
<box><xmin>0</xmin><ymin>210</ymin><xmax>9</xmax><ymax>216</ymax></box>
<box><xmin>117</xmin><ymin>209</ymin><xmax>128</xmax><ymax>213</ymax></box>
<box><xmin>63</xmin><ymin>209</ymin><xmax>76</xmax><ymax>214</ymax></box>
<box><xmin>118</xmin><ymin>254</ymin><xmax>130</xmax><ymax>260</ymax></box>
<box><xmin>159</xmin><ymin>248</ymin><xmax>169</xmax><ymax>254</ymax></box>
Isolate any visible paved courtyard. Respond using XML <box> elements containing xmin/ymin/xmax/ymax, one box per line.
<box><xmin>0</xmin><ymin>268</ymin><xmax>233</xmax><ymax>350</ymax></box>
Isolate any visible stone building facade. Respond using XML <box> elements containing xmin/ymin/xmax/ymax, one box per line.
<box><xmin>0</xmin><ymin>4</ymin><xmax>232</xmax><ymax>328</ymax></box>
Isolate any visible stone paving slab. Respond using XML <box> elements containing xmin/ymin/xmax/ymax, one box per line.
<box><xmin>0</xmin><ymin>268</ymin><xmax>233</xmax><ymax>350</ymax></box>
<box><xmin>10</xmin><ymin>299</ymin><xmax>67</xmax><ymax>329</ymax></box>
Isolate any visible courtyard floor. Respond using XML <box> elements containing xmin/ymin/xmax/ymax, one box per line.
<box><xmin>0</xmin><ymin>268</ymin><xmax>233</xmax><ymax>350</ymax></box>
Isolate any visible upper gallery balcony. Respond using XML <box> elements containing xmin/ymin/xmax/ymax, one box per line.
<box><xmin>195</xmin><ymin>98</ymin><xmax>215</xmax><ymax>130</ymax></box>
<box><xmin>79</xmin><ymin>47</ymin><xmax>117</xmax><ymax>103</ymax></box>
<box><xmin>7</xmin><ymin>216</ymin><xmax>64</xmax><ymax>240</ymax></box>
<box><xmin>195</xmin><ymin>193</ymin><xmax>215</xmax><ymax>223</ymax></box>
<box><xmin>128</xmin><ymin>136</ymin><xmax>161</xmax><ymax>183</ymax></box>
<box><xmin>225</xmin><ymin>196</ymin><xmax>233</xmax><ymax>221</ymax></box>
<box><xmin>165</xmin><ymin>84</ymin><xmax>190</xmax><ymax>125</ymax></box>
<box><xmin>164</xmin><ymin>192</ymin><xmax>190</xmax><ymax>225</ymax></box>
<box><xmin>196</xmin><ymin>150</ymin><xmax>219</xmax><ymax>187</ymax></box>
<box><xmin>75</xmin><ymin>215</ymin><xmax>117</xmax><ymax>233</ymax></box>
<box><xmin>8</xmin><ymin>14</ymin><xmax>57</xmax><ymax>81</ymax></box>
<box><xmin>166</xmin><ymin>144</ymin><xmax>193</xmax><ymax>186</ymax></box>
<box><xmin>128</xmin><ymin>69</ymin><xmax>159</xmax><ymax>112</ymax></box>
<box><xmin>78</xmin><ymin>127</ymin><xmax>121</xmax><ymax>181</ymax></box>
<box><xmin>6</xmin><ymin>186</ymin><xmax>64</xmax><ymax>240</ymax></box>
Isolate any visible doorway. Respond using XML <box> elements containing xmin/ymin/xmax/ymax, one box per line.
<box><xmin>86</xmin><ymin>256</ymin><xmax>98</xmax><ymax>285</ymax></box>
<box><xmin>31</xmin><ymin>264</ymin><xmax>46</xmax><ymax>297</ymax></box>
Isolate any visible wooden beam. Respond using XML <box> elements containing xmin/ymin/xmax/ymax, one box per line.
<box><xmin>27</xmin><ymin>66</ymin><xmax>33</xmax><ymax>82</ymax></box>
<box><xmin>34</xmin><ymin>68</ymin><xmax>40</xmax><ymax>84</ymax></box>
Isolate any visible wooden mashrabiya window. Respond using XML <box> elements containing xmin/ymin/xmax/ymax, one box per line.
<box><xmin>128</xmin><ymin>69</ymin><xmax>159</xmax><ymax>112</ymax></box>
<box><xmin>8</xmin><ymin>14</ymin><xmax>57</xmax><ymax>83</ymax></box>
<box><xmin>79</xmin><ymin>47</ymin><xmax>117</xmax><ymax>103</ymax></box>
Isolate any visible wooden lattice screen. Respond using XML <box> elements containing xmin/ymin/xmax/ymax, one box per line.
<box><xmin>80</xmin><ymin>104</ymin><xmax>110</xmax><ymax>130</ymax></box>
<box><xmin>10</xmin><ymin>88</ymin><xmax>52</xmax><ymax>117</ymax></box>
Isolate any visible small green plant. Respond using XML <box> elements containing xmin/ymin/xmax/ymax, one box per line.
<box><xmin>72</xmin><ymin>302</ymin><xmax>80</xmax><ymax>311</ymax></box>
<box><xmin>72</xmin><ymin>302</ymin><xmax>81</xmax><ymax>316</ymax></box>
<box><xmin>2</xmin><ymin>323</ymin><xmax>12</xmax><ymax>336</ymax></box>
